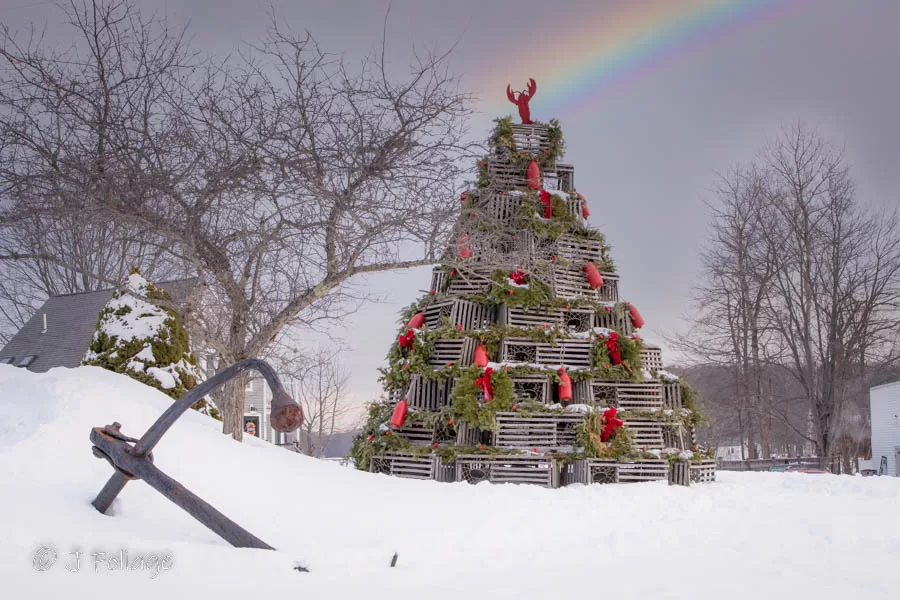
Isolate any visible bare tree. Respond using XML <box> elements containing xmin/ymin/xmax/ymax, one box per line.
<box><xmin>760</xmin><ymin>124</ymin><xmax>900</xmax><ymax>468</ymax></box>
<box><xmin>0</xmin><ymin>0</ymin><xmax>473</xmax><ymax>440</ymax></box>
<box><xmin>289</xmin><ymin>349</ymin><xmax>350</xmax><ymax>458</ymax></box>
<box><xmin>682</xmin><ymin>123</ymin><xmax>900</xmax><ymax>469</ymax></box>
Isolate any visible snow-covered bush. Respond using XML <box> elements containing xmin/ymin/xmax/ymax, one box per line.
<box><xmin>82</xmin><ymin>271</ymin><xmax>219</xmax><ymax>419</ymax></box>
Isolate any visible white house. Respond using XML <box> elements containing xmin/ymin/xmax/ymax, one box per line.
<box><xmin>869</xmin><ymin>381</ymin><xmax>900</xmax><ymax>476</ymax></box>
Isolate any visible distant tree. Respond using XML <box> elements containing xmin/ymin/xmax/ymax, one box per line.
<box><xmin>82</xmin><ymin>270</ymin><xmax>219</xmax><ymax>418</ymax></box>
<box><xmin>288</xmin><ymin>349</ymin><xmax>351</xmax><ymax>458</ymax></box>
<box><xmin>682</xmin><ymin>123</ymin><xmax>900</xmax><ymax>470</ymax></box>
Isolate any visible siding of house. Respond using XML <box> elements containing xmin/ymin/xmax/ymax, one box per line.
<box><xmin>870</xmin><ymin>381</ymin><xmax>900</xmax><ymax>476</ymax></box>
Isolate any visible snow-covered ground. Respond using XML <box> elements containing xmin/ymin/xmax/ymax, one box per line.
<box><xmin>2</xmin><ymin>365</ymin><xmax>899</xmax><ymax>600</ymax></box>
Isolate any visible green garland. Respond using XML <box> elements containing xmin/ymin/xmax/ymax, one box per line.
<box><xmin>576</xmin><ymin>412</ymin><xmax>639</xmax><ymax>460</ymax></box>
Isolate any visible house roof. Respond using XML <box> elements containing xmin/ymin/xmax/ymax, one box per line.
<box><xmin>0</xmin><ymin>278</ymin><xmax>196</xmax><ymax>373</ymax></box>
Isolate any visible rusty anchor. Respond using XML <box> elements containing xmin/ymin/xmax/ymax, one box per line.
<box><xmin>90</xmin><ymin>359</ymin><xmax>303</xmax><ymax>550</ymax></box>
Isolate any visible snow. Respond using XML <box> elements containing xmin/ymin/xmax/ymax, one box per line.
<box><xmin>146</xmin><ymin>366</ymin><xmax>177</xmax><ymax>389</ymax></box>
<box><xmin>3</xmin><ymin>364</ymin><xmax>900</xmax><ymax>599</ymax></box>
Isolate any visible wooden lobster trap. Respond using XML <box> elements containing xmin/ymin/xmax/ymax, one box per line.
<box><xmin>395</xmin><ymin>422</ymin><xmax>436</xmax><ymax>446</ymax></box>
<box><xmin>492</xmin><ymin>412</ymin><xmax>585</xmax><ymax>451</ymax></box>
<box><xmin>455</xmin><ymin>421</ymin><xmax>492</xmax><ymax>447</ymax></box>
<box><xmin>497</xmin><ymin>304</ymin><xmax>562</xmax><ymax>329</ymax></box>
<box><xmin>573</xmin><ymin>381</ymin><xmax>664</xmax><ymax>411</ymax></box>
<box><xmin>370</xmin><ymin>453</ymin><xmax>444</xmax><ymax>481</ymax></box>
<box><xmin>593</xmin><ymin>304</ymin><xmax>632</xmax><ymax>335</ymax></box>
<box><xmin>669</xmin><ymin>459</ymin><xmax>716</xmax><ymax>487</ymax></box>
<box><xmin>455</xmin><ymin>454</ymin><xmax>557</xmax><ymax>488</ymax></box>
<box><xmin>446</xmin><ymin>270</ymin><xmax>493</xmax><ymax>296</ymax></box>
<box><xmin>663</xmin><ymin>381</ymin><xmax>683</xmax><ymax>410</ymax></box>
<box><xmin>556</xmin><ymin>234</ymin><xmax>605</xmax><ymax>264</ymax></box>
<box><xmin>509</xmin><ymin>123</ymin><xmax>552</xmax><ymax>153</ymax></box>
<box><xmin>423</xmin><ymin>299</ymin><xmax>492</xmax><ymax>331</ymax></box>
<box><xmin>429</xmin><ymin>338</ymin><xmax>477</xmax><ymax>369</ymax></box>
<box><xmin>516</xmin><ymin>230</ymin><xmax>558</xmax><ymax>264</ymax></box>
<box><xmin>662</xmin><ymin>424</ymin><xmax>691</xmax><ymax>451</ymax></box>
<box><xmin>476</xmin><ymin>192</ymin><xmax>526</xmax><ymax>222</ymax></box>
<box><xmin>641</xmin><ymin>345</ymin><xmax>664</xmax><ymax>372</ymax></box>
<box><xmin>691</xmin><ymin>460</ymin><xmax>717</xmax><ymax>483</ymax></box>
<box><xmin>560</xmin><ymin>459</ymin><xmax>668</xmax><ymax>485</ymax></box>
<box><xmin>550</xmin><ymin>266</ymin><xmax>620</xmax><ymax>304</ymax></box>
<box><xmin>510</xmin><ymin>375</ymin><xmax>553</xmax><ymax>404</ymax></box>
<box><xmin>622</xmin><ymin>418</ymin><xmax>665</xmax><ymax>449</ymax></box>
<box><xmin>430</xmin><ymin>267</ymin><xmax>447</xmax><ymax>295</ymax></box>
<box><xmin>500</xmin><ymin>337</ymin><xmax>593</xmax><ymax>369</ymax></box>
<box><xmin>556</xmin><ymin>164</ymin><xmax>575</xmax><ymax>193</ymax></box>
<box><xmin>405</xmin><ymin>374</ymin><xmax>455</xmax><ymax>411</ymax></box>
<box><xmin>486</xmin><ymin>157</ymin><xmax>528</xmax><ymax>188</ymax></box>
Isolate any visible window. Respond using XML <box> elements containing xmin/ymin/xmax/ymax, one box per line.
<box><xmin>0</xmin><ymin>357</ymin><xmax>13</xmax><ymax>365</ymax></box>
<box><xmin>18</xmin><ymin>355</ymin><xmax>36</xmax><ymax>368</ymax></box>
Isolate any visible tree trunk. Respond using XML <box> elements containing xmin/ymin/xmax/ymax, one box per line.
<box><xmin>221</xmin><ymin>372</ymin><xmax>248</xmax><ymax>441</ymax></box>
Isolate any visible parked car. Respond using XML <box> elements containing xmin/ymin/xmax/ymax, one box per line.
<box><xmin>785</xmin><ymin>465</ymin><xmax>831</xmax><ymax>474</ymax></box>
<box><xmin>768</xmin><ymin>464</ymin><xmax>794</xmax><ymax>472</ymax></box>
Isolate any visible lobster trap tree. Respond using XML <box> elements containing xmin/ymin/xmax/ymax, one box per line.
<box><xmin>0</xmin><ymin>0</ymin><xmax>473</xmax><ymax>440</ymax></box>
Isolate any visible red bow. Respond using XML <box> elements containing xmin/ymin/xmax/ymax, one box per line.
<box><xmin>601</xmin><ymin>406</ymin><xmax>624</xmax><ymax>443</ymax></box>
<box><xmin>539</xmin><ymin>189</ymin><xmax>553</xmax><ymax>219</ymax></box>
<box><xmin>476</xmin><ymin>367</ymin><xmax>494</xmax><ymax>402</ymax></box>
<box><xmin>605</xmin><ymin>331</ymin><xmax>622</xmax><ymax>365</ymax></box>
<box><xmin>398</xmin><ymin>329</ymin><xmax>415</xmax><ymax>349</ymax></box>
<box><xmin>509</xmin><ymin>269</ymin><xmax>528</xmax><ymax>285</ymax></box>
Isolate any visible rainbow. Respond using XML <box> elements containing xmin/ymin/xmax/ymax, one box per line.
<box><xmin>480</xmin><ymin>0</ymin><xmax>800</xmax><ymax>115</ymax></box>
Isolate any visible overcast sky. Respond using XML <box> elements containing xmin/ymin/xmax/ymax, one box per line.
<box><xmin>3</xmin><ymin>0</ymin><xmax>899</xmax><ymax>425</ymax></box>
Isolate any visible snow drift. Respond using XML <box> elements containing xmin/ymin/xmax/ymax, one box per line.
<box><xmin>1</xmin><ymin>364</ymin><xmax>899</xmax><ymax>599</ymax></box>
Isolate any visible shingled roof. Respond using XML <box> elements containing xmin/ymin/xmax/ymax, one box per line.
<box><xmin>0</xmin><ymin>279</ymin><xmax>196</xmax><ymax>373</ymax></box>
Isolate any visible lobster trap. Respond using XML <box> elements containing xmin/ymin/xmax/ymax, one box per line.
<box><xmin>492</xmin><ymin>411</ymin><xmax>585</xmax><ymax>451</ymax></box>
<box><xmin>500</xmin><ymin>337</ymin><xmax>593</xmax><ymax>368</ymax></box>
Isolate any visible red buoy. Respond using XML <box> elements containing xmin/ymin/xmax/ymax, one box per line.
<box><xmin>389</xmin><ymin>399</ymin><xmax>408</xmax><ymax>429</ymax></box>
<box><xmin>526</xmin><ymin>159</ymin><xmax>541</xmax><ymax>190</ymax></box>
<box><xmin>628</xmin><ymin>303</ymin><xmax>645</xmax><ymax>329</ymax></box>
<box><xmin>458</xmin><ymin>234</ymin><xmax>472</xmax><ymax>259</ymax></box>
<box><xmin>584</xmin><ymin>262</ymin><xmax>604</xmax><ymax>289</ymax></box>
<box><xmin>407</xmin><ymin>312</ymin><xmax>425</xmax><ymax>330</ymax></box>
<box><xmin>581</xmin><ymin>199</ymin><xmax>590</xmax><ymax>219</ymax></box>
<box><xmin>558</xmin><ymin>368</ymin><xmax>573</xmax><ymax>403</ymax></box>
<box><xmin>474</xmin><ymin>344</ymin><xmax>489</xmax><ymax>367</ymax></box>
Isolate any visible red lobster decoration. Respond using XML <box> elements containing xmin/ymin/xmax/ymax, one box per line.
<box><xmin>507</xmin><ymin>78</ymin><xmax>537</xmax><ymax>125</ymax></box>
